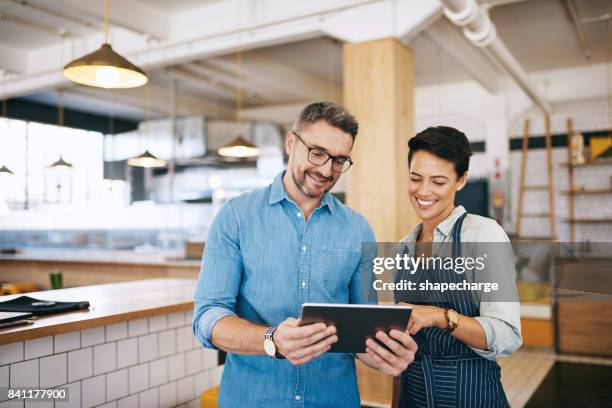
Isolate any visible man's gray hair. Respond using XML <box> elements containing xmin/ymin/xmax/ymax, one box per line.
<box><xmin>292</xmin><ymin>102</ymin><xmax>359</xmax><ymax>140</ymax></box>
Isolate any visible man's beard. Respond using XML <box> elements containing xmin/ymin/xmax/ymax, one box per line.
<box><xmin>291</xmin><ymin>166</ymin><xmax>336</xmax><ymax>199</ymax></box>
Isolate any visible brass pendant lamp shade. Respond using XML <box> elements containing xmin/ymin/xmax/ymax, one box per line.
<box><xmin>48</xmin><ymin>156</ymin><xmax>73</xmax><ymax>170</ymax></box>
<box><xmin>127</xmin><ymin>150</ymin><xmax>166</xmax><ymax>168</ymax></box>
<box><xmin>218</xmin><ymin>135</ymin><xmax>260</xmax><ymax>158</ymax></box>
<box><xmin>62</xmin><ymin>0</ymin><xmax>147</xmax><ymax>89</ymax></box>
<box><xmin>63</xmin><ymin>43</ymin><xmax>147</xmax><ymax>89</ymax></box>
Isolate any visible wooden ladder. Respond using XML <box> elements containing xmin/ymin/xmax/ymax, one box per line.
<box><xmin>515</xmin><ymin>115</ymin><xmax>557</xmax><ymax>239</ymax></box>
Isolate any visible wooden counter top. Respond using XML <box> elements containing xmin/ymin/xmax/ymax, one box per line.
<box><xmin>0</xmin><ymin>279</ymin><xmax>197</xmax><ymax>345</ymax></box>
<box><xmin>0</xmin><ymin>248</ymin><xmax>201</xmax><ymax>268</ymax></box>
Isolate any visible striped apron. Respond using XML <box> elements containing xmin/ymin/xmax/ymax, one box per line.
<box><xmin>398</xmin><ymin>213</ymin><xmax>510</xmax><ymax>408</ymax></box>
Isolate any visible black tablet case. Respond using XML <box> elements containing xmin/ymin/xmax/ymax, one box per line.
<box><xmin>300</xmin><ymin>304</ymin><xmax>412</xmax><ymax>353</ymax></box>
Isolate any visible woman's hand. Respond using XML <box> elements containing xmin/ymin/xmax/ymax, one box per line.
<box><xmin>402</xmin><ymin>303</ymin><xmax>446</xmax><ymax>335</ymax></box>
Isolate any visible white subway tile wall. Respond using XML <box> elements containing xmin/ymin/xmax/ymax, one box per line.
<box><xmin>0</xmin><ymin>311</ymin><xmax>222</xmax><ymax>407</ymax></box>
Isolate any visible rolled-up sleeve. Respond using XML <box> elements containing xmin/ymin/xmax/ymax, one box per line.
<box><xmin>192</xmin><ymin>201</ymin><xmax>242</xmax><ymax>349</ymax></box>
<box><xmin>468</xmin><ymin>221</ymin><xmax>523</xmax><ymax>360</ymax></box>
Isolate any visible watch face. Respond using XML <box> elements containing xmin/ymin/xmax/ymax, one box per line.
<box><xmin>263</xmin><ymin>338</ymin><xmax>276</xmax><ymax>357</ymax></box>
<box><xmin>448</xmin><ymin>309</ymin><xmax>459</xmax><ymax>325</ymax></box>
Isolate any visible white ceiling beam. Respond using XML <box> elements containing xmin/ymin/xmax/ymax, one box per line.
<box><xmin>241</xmin><ymin>101</ymin><xmax>313</xmax><ymax>125</ymax></box>
<box><xmin>163</xmin><ymin>67</ymin><xmax>236</xmax><ymax>101</ymax></box>
<box><xmin>66</xmin><ymin>84</ymin><xmax>233</xmax><ymax>119</ymax></box>
<box><xmin>322</xmin><ymin>0</ymin><xmax>442</xmax><ymax>42</ymax></box>
<box><xmin>423</xmin><ymin>19</ymin><xmax>502</xmax><ymax>94</ymax></box>
<box><xmin>204</xmin><ymin>55</ymin><xmax>341</xmax><ymax>102</ymax></box>
<box><xmin>56</xmin><ymin>0</ymin><xmax>169</xmax><ymax>40</ymax></box>
<box><xmin>0</xmin><ymin>45</ymin><xmax>27</xmax><ymax>74</ymax></box>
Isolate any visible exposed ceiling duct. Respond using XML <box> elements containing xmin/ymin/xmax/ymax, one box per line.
<box><xmin>440</xmin><ymin>0</ymin><xmax>552</xmax><ymax>114</ymax></box>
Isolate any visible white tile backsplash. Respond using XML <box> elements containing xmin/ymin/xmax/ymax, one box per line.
<box><xmin>139</xmin><ymin>388</ymin><xmax>159</xmax><ymax>408</ymax></box>
<box><xmin>1</xmin><ymin>313</ymin><xmax>220</xmax><ymax>408</ymax></box>
<box><xmin>0</xmin><ymin>365</ymin><xmax>8</xmax><ymax>387</ymax></box>
<box><xmin>138</xmin><ymin>334</ymin><xmax>158</xmax><ymax>363</ymax></box>
<box><xmin>94</xmin><ymin>342</ymin><xmax>117</xmax><ymax>375</ymax></box>
<box><xmin>81</xmin><ymin>327</ymin><xmax>105</xmax><ymax>347</ymax></box>
<box><xmin>55</xmin><ymin>381</ymin><xmax>80</xmax><ymax>408</ymax></box>
<box><xmin>202</xmin><ymin>349</ymin><xmax>217</xmax><ymax>370</ymax></box>
<box><xmin>24</xmin><ymin>336</ymin><xmax>53</xmax><ymax>360</ymax></box>
<box><xmin>158</xmin><ymin>329</ymin><xmax>176</xmax><ymax>357</ymax></box>
<box><xmin>116</xmin><ymin>338</ymin><xmax>137</xmax><ymax>369</ymax></box>
<box><xmin>67</xmin><ymin>347</ymin><xmax>93</xmax><ymax>382</ymax></box>
<box><xmin>128</xmin><ymin>363</ymin><xmax>149</xmax><ymax>394</ymax></box>
<box><xmin>177</xmin><ymin>375</ymin><xmax>195</xmax><ymax>404</ymax></box>
<box><xmin>128</xmin><ymin>319</ymin><xmax>148</xmax><ymax>337</ymax></box>
<box><xmin>186</xmin><ymin>349</ymin><xmax>202</xmax><ymax>375</ymax></box>
<box><xmin>106</xmin><ymin>369</ymin><xmax>128</xmax><ymax>402</ymax></box>
<box><xmin>149</xmin><ymin>315</ymin><xmax>168</xmax><ymax>333</ymax></box>
<box><xmin>176</xmin><ymin>326</ymin><xmax>193</xmax><ymax>352</ymax></box>
<box><xmin>10</xmin><ymin>359</ymin><xmax>38</xmax><ymax>388</ymax></box>
<box><xmin>150</xmin><ymin>357</ymin><xmax>168</xmax><ymax>387</ymax></box>
<box><xmin>117</xmin><ymin>394</ymin><xmax>138</xmax><ymax>408</ymax></box>
<box><xmin>168</xmin><ymin>312</ymin><xmax>184</xmax><ymax>328</ymax></box>
<box><xmin>168</xmin><ymin>353</ymin><xmax>186</xmax><ymax>381</ymax></box>
<box><xmin>0</xmin><ymin>342</ymin><xmax>23</xmax><ymax>366</ymax></box>
<box><xmin>40</xmin><ymin>353</ymin><xmax>67</xmax><ymax>387</ymax></box>
<box><xmin>105</xmin><ymin>322</ymin><xmax>128</xmax><ymax>342</ymax></box>
<box><xmin>159</xmin><ymin>381</ymin><xmax>177</xmax><ymax>408</ymax></box>
<box><xmin>82</xmin><ymin>374</ymin><xmax>106</xmax><ymax>408</ymax></box>
<box><xmin>54</xmin><ymin>332</ymin><xmax>80</xmax><ymax>353</ymax></box>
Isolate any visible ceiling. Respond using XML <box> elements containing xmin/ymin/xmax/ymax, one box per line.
<box><xmin>1</xmin><ymin>0</ymin><xmax>610</xmax><ymax>123</ymax></box>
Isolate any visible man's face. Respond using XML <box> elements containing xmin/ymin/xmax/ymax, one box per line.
<box><xmin>286</xmin><ymin>120</ymin><xmax>354</xmax><ymax>199</ymax></box>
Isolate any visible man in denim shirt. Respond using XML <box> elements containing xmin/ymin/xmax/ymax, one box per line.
<box><xmin>193</xmin><ymin>102</ymin><xmax>417</xmax><ymax>407</ymax></box>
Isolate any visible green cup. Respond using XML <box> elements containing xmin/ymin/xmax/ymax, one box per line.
<box><xmin>49</xmin><ymin>270</ymin><xmax>63</xmax><ymax>290</ymax></box>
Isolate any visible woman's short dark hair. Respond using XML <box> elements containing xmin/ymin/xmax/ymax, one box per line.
<box><xmin>408</xmin><ymin>126</ymin><xmax>473</xmax><ymax>177</ymax></box>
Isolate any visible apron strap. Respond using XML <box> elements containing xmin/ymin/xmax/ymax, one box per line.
<box><xmin>452</xmin><ymin>212</ymin><xmax>468</xmax><ymax>258</ymax></box>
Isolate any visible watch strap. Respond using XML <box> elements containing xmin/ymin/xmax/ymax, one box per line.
<box><xmin>264</xmin><ymin>327</ymin><xmax>285</xmax><ymax>359</ymax></box>
<box><xmin>444</xmin><ymin>308</ymin><xmax>459</xmax><ymax>334</ymax></box>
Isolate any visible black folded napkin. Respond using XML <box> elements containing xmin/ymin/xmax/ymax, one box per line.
<box><xmin>0</xmin><ymin>296</ymin><xmax>90</xmax><ymax>316</ymax></box>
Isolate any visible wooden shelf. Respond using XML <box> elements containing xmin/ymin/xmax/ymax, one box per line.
<box><xmin>523</xmin><ymin>185</ymin><xmax>549</xmax><ymax>191</ymax></box>
<box><xmin>522</xmin><ymin>213</ymin><xmax>551</xmax><ymax>218</ymax></box>
<box><xmin>561</xmin><ymin>188</ymin><xmax>612</xmax><ymax>195</ymax></box>
<box><xmin>560</xmin><ymin>159</ymin><xmax>612</xmax><ymax>168</ymax></box>
<box><xmin>562</xmin><ymin>218</ymin><xmax>612</xmax><ymax>224</ymax></box>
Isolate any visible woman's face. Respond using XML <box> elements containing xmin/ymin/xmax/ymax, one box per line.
<box><xmin>408</xmin><ymin>150</ymin><xmax>467</xmax><ymax>222</ymax></box>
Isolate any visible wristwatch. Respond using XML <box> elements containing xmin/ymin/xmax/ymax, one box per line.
<box><xmin>444</xmin><ymin>308</ymin><xmax>460</xmax><ymax>333</ymax></box>
<box><xmin>263</xmin><ymin>327</ymin><xmax>284</xmax><ymax>359</ymax></box>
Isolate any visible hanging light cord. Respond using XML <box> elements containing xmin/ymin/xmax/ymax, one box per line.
<box><xmin>235</xmin><ymin>50</ymin><xmax>242</xmax><ymax>126</ymax></box>
<box><xmin>104</xmin><ymin>0</ymin><xmax>109</xmax><ymax>44</ymax></box>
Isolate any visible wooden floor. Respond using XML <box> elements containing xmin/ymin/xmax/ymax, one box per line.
<box><xmin>363</xmin><ymin>347</ymin><xmax>612</xmax><ymax>408</ymax></box>
<box><xmin>499</xmin><ymin>347</ymin><xmax>556</xmax><ymax>408</ymax></box>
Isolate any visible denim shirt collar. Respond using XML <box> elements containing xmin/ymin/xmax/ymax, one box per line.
<box><xmin>268</xmin><ymin>171</ymin><xmax>335</xmax><ymax>214</ymax></box>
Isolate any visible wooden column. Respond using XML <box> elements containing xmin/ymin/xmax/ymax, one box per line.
<box><xmin>344</xmin><ymin>37</ymin><xmax>418</xmax><ymax>242</ymax></box>
<box><xmin>343</xmin><ymin>37</ymin><xmax>418</xmax><ymax>407</ymax></box>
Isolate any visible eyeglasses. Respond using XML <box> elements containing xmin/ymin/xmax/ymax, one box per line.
<box><xmin>291</xmin><ymin>130</ymin><xmax>354</xmax><ymax>173</ymax></box>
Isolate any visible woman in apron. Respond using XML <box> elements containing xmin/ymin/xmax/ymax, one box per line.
<box><xmin>396</xmin><ymin>126</ymin><xmax>522</xmax><ymax>408</ymax></box>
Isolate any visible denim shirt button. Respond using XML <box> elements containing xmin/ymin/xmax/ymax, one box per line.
<box><xmin>295</xmin><ymin>395</ymin><xmax>302</xmax><ymax>401</ymax></box>
<box><xmin>300</xmin><ymin>281</ymin><xmax>306</xmax><ymax>288</ymax></box>
<box><xmin>302</xmin><ymin>246</ymin><xmax>307</xmax><ymax>252</ymax></box>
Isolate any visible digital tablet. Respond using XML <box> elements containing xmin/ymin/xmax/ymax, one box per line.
<box><xmin>300</xmin><ymin>303</ymin><xmax>412</xmax><ymax>353</ymax></box>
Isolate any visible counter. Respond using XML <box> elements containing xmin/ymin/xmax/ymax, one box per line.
<box><xmin>0</xmin><ymin>279</ymin><xmax>222</xmax><ymax>407</ymax></box>
<box><xmin>0</xmin><ymin>249</ymin><xmax>201</xmax><ymax>290</ymax></box>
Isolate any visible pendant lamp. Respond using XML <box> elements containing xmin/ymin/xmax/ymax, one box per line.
<box><xmin>48</xmin><ymin>156</ymin><xmax>73</xmax><ymax>170</ymax></box>
<box><xmin>62</xmin><ymin>0</ymin><xmax>147</xmax><ymax>89</ymax></box>
<box><xmin>127</xmin><ymin>150</ymin><xmax>166</xmax><ymax>168</ymax></box>
<box><xmin>217</xmin><ymin>51</ymin><xmax>259</xmax><ymax>158</ymax></box>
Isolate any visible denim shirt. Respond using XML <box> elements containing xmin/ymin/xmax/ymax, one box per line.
<box><xmin>193</xmin><ymin>171</ymin><xmax>376</xmax><ymax>408</ymax></box>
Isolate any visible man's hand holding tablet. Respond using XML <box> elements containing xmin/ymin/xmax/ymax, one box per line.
<box><xmin>299</xmin><ymin>303</ymin><xmax>418</xmax><ymax>377</ymax></box>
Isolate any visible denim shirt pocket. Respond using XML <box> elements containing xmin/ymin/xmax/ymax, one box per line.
<box><xmin>321</xmin><ymin>248</ymin><xmax>360</xmax><ymax>299</ymax></box>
